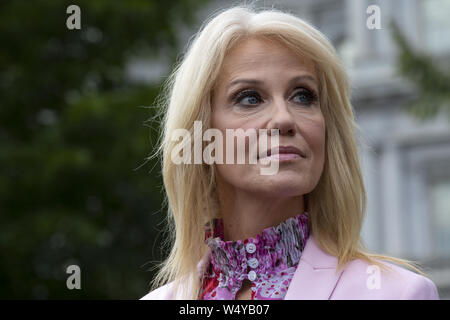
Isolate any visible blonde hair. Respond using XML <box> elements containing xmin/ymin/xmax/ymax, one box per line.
<box><xmin>148</xmin><ymin>3</ymin><xmax>426</xmax><ymax>299</ymax></box>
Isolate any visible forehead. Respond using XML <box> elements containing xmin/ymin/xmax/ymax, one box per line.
<box><xmin>219</xmin><ymin>36</ymin><xmax>316</xmax><ymax>81</ymax></box>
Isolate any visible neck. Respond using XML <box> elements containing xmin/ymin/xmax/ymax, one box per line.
<box><xmin>217</xmin><ymin>188</ymin><xmax>305</xmax><ymax>241</ymax></box>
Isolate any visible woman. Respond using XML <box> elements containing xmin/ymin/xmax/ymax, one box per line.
<box><xmin>140</xmin><ymin>5</ymin><xmax>439</xmax><ymax>300</ymax></box>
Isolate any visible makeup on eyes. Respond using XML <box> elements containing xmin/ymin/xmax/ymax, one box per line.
<box><xmin>230</xmin><ymin>86</ymin><xmax>319</xmax><ymax>106</ymax></box>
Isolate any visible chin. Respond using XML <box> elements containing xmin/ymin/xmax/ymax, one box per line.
<box><xmin>251</xmin><ymin>178</ymin><xmax>308</xmax><ymax>198</ymax></box>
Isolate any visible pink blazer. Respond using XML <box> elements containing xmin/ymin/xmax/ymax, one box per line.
<box><xmin>140</xmin><ymin>234</ymin><xmax>440</xmax><ymax>300</ymax></box>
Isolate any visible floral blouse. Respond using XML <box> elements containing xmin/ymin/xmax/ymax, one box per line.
<box><xmin>199</xmin><ymin>212</ymin><xmax>310</xmax><ymax>300</ymax></box>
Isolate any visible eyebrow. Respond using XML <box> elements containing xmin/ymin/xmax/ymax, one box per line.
<box><xmin>227</xmin><ymin>74</ymin><xmax>318</xmax><ymax>90</ymax></box>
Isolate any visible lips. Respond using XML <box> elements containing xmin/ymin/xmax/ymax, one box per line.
<box><xmin>258</xmin><ymin>145</ymin><xmax>306</xmax><ymax>160</ymax></box>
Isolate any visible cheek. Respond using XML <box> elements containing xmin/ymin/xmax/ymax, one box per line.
<box><xmin>214</xmin><ymin>156</ymin><xmax>257</xmax><ymax>195</ymax></box>
<box><xmin>211</xmin><ymin>110</ymin><xmax>254</xmax><ymax>162</ymax></box>
<box><xmin>211</xmin><ymin>125</ymin><xmax>259</xmax><ymax>188</ymax></box>
<box><xmin>302</xmin><ymin>114</ymin><xmax>326</xmax><ymax>157</ymax></box>
<box><xmin>297</xmin><ymin>114</ymin><xmax>326</xmax><ymax>186</ymax></box>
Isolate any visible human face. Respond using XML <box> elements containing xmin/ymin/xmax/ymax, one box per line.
<box><xmin>210</xmin><ymin>36</ymin><xmax>326</xmax><ymax>199</ymax></box>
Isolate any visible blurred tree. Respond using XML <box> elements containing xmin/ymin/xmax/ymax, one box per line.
<box><xmin>390</xmin><ymin>21</ymin><xmax>450</xmax><ymax>120</ymax></box>
<box><xmin>0</xmin><ymin>0</ymin><xmax>207</xmax><ymax>299</ymax></box>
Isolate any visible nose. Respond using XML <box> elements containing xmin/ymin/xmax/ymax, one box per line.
<box><xmin>267</xmin><ymin>98</ymin><xmax>296</xmax><ymax>137</ymax></box>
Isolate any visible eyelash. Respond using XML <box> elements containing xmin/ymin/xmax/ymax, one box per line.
<box><xmin>231</xmin><ymin>87</ymin><xmax>319</xmax><ymax>107</ymax></box>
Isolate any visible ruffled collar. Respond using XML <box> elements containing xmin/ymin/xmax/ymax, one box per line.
<box><xmin>203</xmin><ymin>212</ymin><xmax>310</xmax><ymax>287</ymax></box>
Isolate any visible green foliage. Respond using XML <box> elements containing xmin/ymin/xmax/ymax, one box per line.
<box><xmin>390</xmin><ymin>21</ymin><xmax>450</xmax><ymax>120</ymax></box>
<box><xmin>0</xmin><ymin>0</ymin><xmax>207</xmax><ymax>298</ymax></box>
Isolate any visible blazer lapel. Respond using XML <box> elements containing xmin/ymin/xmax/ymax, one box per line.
<box><xmin>284</xmin><ymin>234</ymin><xmax>345</xmax><ymax>300</ymax></box>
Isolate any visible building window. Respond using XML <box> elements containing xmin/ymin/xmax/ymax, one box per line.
<box><xmin>429</xmin><ymin>178</ymin><xmax>450</xmax><ymax>257</ymax></box>
<box><xmin>422</xmin><ymin>0</ymin><xmax>450</xmax><ymax>54</ymax></box>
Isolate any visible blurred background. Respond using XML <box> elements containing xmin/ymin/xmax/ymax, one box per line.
<box><xmin>0</xmin><ymin>0</ymin><xmax>449</xmax><ymax>299</ymax></box>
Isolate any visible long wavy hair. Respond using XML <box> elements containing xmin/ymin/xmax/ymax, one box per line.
<box><xmin>148</xmin><ymin>4</ymin><xmax>425</xmax><ymax>299</ymax></box>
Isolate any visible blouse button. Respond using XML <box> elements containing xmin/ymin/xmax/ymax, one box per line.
<box><xmin>247</xmin><ymin>257</ymin><xmax>259</xmax><ymax>269</ymax></box>
<box><xmin>246</xmin><ymin>243</ymin><xmax>256</xmax><ymax>254</ymax></box>
<box><xmin>248</xmin><ymin>270</ymin><xmax>257</xmax><ymax>281</ymax></box>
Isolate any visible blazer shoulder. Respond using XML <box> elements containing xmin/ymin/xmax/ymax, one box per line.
<box><xmin>140</xmin><ymin>281</ymin><xmax>174</xmax><ymax>300</ymax></box>
<box><xmin>398</xmin><ymin>269</ymin><xmax>440</xmax><ymax>300</ymax></box>
<box><xmin>335</xmin><ymin>258</ymin><xmax>440</xmax><ymax>300</ymax></box>
<box><xmin>379</xmin><ymin>260</ymin><xmax>440</xmax><ymax>299</ymax></box>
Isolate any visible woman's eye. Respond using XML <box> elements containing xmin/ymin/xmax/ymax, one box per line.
<box><xmin>292</xmin><ymin>88</ymin><xmax>318</xmax><ymax>105</ymax></box>
<box><xmin>232</xmin><ymin>88</ymin><xmax>318</xmax><ymax>107</ymax></box>
<box><xmin>234</xmin><ymin>90</ymin><xmax>261</xmax><ymax>106</ymax></box>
